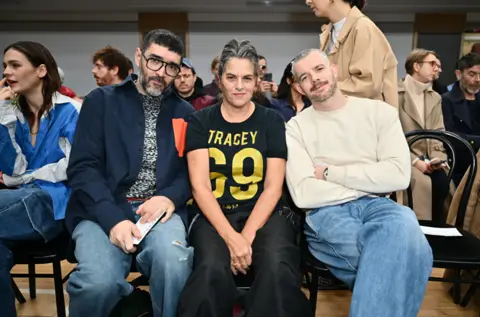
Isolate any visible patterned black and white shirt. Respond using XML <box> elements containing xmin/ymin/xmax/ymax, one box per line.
<box><xmin>126</xmin><ymin>94</ymin><xmax>162</xmax><ymax>199</ymax></box>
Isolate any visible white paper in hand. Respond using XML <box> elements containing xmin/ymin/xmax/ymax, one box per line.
<box><xmin>132</xmin><ymin>211</ymin><xmax>166</xmax><ymax>245</ymax></box>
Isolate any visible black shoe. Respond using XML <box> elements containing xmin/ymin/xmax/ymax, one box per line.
<box><xmin>110</xmin><ymin>288</ymin><xmax>153</xmax><ymax>317</ymax></box>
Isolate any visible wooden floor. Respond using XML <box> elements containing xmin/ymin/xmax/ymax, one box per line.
<box><xmin>11</xmin><ymin>262</ymin><xmax>480</xmax><ymax>317</ymax></box>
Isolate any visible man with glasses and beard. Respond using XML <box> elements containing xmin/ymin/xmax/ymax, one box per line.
<box><xmin>442</xmin><ymin>52</ymin><xmax>480</xmax><ymax>185</ymax></box>
<box><xmin>65</xmin><ymin>29</ymin><xmax>194</xmax><ymax>317</ymax></box>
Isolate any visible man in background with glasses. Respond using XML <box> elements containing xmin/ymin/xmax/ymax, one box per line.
<box><xmin>65</xmin><ymin>29</ymin><xmax>194</xmax><ymax>317</ymax></box>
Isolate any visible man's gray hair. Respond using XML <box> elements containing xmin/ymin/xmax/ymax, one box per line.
<box><xmin>291</xmin><ymin>49</ymin><xmax>328</xmax><ymax>76</ymax></box>
<box><xmin>218</xmin><ymin>39</ymin><xmax>259</xmax><ymax>78</ymax></box>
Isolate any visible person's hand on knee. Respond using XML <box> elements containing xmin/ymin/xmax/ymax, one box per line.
<box><xmin>109</xmin><ymin>220</ymin><xmax>141</xmax><ymax>254</ymax></box>
<box><xmin>136</xmin><ymin>196</ymin><xmax>175</xmax><ymax>224</ymax></box>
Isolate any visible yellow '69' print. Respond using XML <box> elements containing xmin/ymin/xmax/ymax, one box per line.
<box><xmin>209</xmin><ymin>147</ymin><xmax>263</xmax><ymax>200</ymax></box>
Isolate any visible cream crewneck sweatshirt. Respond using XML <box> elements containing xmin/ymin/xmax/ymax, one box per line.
<box><xmin>285</xmin><ymin>96</ymin><xmax>411</xmax><ymax>209</ymax></box>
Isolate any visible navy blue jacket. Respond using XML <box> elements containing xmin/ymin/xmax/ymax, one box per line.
<box><xmin>270</xmin><ymin>97</ymin><xmax>311</xmax><ymax>122</ymax></box>
<box><xmin>442</xmin><ymin>81</ymin><xmax>480</xmax><ymax>183</ymax></box>
<box><xmin>442</xmin><ymin>81</ymin><xmax>480</xmax><ymax>145</ymax></box>
<box><xmin>65</xmin><ymin>77</ymin><xmax>194</xmax><ymax>234</ymax></box>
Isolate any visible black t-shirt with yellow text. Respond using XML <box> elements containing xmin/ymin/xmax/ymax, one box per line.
<box><xmin>185</xmin><ymin>102</ymin><xmax>287</xmax><ymax>214</ymax></box>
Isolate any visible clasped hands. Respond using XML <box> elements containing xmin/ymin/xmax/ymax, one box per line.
<box><xmin>223</xmin><ymin>228</ymin><xmax>256</xmax><ymax>275</ymax></box>
<box><xmin>109</xmin><ymin>196</ymin><xmax>174</xmax><ymax>254</ymax></box>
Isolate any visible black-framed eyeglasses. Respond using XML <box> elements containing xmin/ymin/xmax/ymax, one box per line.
<box><xmin>142</xmin><ymin>53</ymin><xmax>181</xmax><ymax>77</ymax></box>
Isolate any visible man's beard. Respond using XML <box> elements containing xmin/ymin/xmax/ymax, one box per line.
<box><xmin>310</xmin><ymin>78</ymin><xmax>337</xmax><ymax>103</ymax></box>
<box><xmin>460</xmin><ymin>79</ymin><xmax>480</xmax><ymax>95</ymax></box>
<box><xmin>139</xmin><ymin>66</ymin><xmax>168</xmax><ymax>97</ymax></box>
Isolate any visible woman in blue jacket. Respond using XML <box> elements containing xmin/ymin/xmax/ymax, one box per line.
<box><xmin>270</xmin><ymin>61</ymin><xmax>311</xmax><ymax>122</ymax></box>
<box><xmin>0</xmin><ymin>41</ymin><xmax>80</xmax><ymax>317</ymax></box>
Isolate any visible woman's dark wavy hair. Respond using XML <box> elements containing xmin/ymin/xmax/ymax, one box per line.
<box><xmin>4</xmin><ymin>41</ymin><xmax>61</xmax><ymax>126</ymax></box>
<box><xmin>345</xmin><ymin>0</ymin><xmax>367</xmax><ymax>10</ymax></box>
<box><xmin>276</xmin><ymin>61</ymin><xmax>296</xmax><ymax>107</ymax></box>
<box><xmin>276</xmin><ymin>60</ymin><xmax>310</xmax><ymax>110</ymax></box>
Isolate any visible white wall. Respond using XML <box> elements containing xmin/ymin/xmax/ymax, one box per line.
<box><xmin>189</xmin><ymin>22</ymin><xmax>414</xmax><ymax>84</ymax></box>
<box><xmin>0</xmin><ymin>22</ymin><xmax>139</xmax><ymax>96</ymax></box>
<box><xmin>0</xmin><ymin>20</ymin><xmax>413</xmax><ymax>96</ymax></box>
<box><xmin>189</xmin><ymin>23</ymin><xmax>319</xmax><ymax>85</ymax></box>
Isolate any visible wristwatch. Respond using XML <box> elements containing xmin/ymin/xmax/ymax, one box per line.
<box><xmin>323</xmin><ymin>168</ymin><xmax>329</xmax><ymax>180</ymax></box>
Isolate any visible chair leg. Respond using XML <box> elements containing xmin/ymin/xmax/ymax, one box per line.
<box><xmin>460</xmin><ymin>271</ymin><xmax>480</xmax><ymax>307</ymax></box>
<box><xmin>11</xmin><ymin>278</ymin><xmax>26</xmax><ymax>303</ymax></box>
<box><xmin>52</xmin><ymin>259</ymin><xmax>66</xmax><ymax>317</ymax></box>
<box><xmin>27</xmin><ymin>261</ymin><xmax>36</xmax><ymax>299</ymax></box>
<box><xmin>452</xmin><ymin>269</ymin><xmax>461</xmax><ymax>305</ymax></box>
<box><xmin>460</xmin><ymin>283</ymin><xmax>478</xmax><ymax>307</ymax></box>
<box><xmin>308</xmin><ymin>271</ymin><xmax>319</xmax><ymax>314</ymax></box>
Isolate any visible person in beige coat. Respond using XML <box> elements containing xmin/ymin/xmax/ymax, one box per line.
<box><xmin>306</xmin><ymin>0</ymin><xmax>398</xmax><ymax>108</ymax></box>
<box><xmin>398</xmin><ymin>49</ymin><xmax>451</xmax><ymax>222</ymax></box>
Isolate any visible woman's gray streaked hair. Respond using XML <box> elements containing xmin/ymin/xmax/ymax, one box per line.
<box><xmin>218</xmin><ymin>39</ymin><xmax>259</xmax><ymax>78</ymax></box>
<box><xmin>290</xmin><ymin>49</ymin><xmax>329</xmax><ymax>76</ymax></box>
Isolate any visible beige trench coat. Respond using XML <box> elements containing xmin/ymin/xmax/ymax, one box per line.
<box><xmin>319</xmin><ymin>6</ymin><xmax>398</xmax><ymax>108</ymax></box>
<box><xmin>447</xmin><ymin>154</ymin><xmax>480</xmax><ymax>237</ymax></box>
<box><xmin>397</xmin><ymin>80</ymin><xmax>452</xmax><ymax>219</ymax></box>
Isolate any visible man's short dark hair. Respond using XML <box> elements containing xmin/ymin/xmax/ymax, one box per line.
<box><xmin>141</xmin><ymin>29</ymin><xmax>184</xmax><ymax>57</ymax></box>
<box><xmin>457</xmin><ymin>52</ymin><xmax>480</xmax><ymax>72</ymax></box>
<box><xmin>258</xmin><ymin>55</ymin><xmax>266</xmax><ymax>61</ymax></box>
<box><xmin>92</xmin><ymin>46</ymin><xmax>130</xmax><ymax>80</ymax></box>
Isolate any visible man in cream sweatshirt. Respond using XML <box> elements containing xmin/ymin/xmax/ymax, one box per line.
<box><xmin>286</xmin><ymin>49</ymin><xmax>433</xmax><ymax>317</ymax></box>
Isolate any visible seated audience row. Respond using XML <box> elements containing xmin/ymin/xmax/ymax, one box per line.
<box><xmin>1</xmin><ymin>27</ymin><xmax>437</xmax><ymax>317</ymax></box>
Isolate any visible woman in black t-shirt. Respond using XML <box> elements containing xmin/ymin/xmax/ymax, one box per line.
<box><xmin>177</xmin><ymin>39</ymin><xmax>312</xmax><ymax>317</ymax></box>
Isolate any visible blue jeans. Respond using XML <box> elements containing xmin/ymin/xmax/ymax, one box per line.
<box><xmin>0</xmin><ymin>186</ymin><xmax>63</xmax><ymax>317</ymax></box>
<box><xmin>305</xmin><ymin>196</ymin><xmax>433</xmax><ymax>317</ymax></box>
<box><xmin>67</xmin><ymin>209</ymin><xmax>193</xmax><ymax>317</ymax></box>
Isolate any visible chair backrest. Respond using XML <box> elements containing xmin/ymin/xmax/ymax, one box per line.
<box><xmin>405</xmin><ymin>130</ymin><xmax>477</xmax><ymax>228</ymax></box>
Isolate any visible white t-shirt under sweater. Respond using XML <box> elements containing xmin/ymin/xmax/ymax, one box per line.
<box><xmin>327</xmin><ymin>17</ymin><xmax>347</xmax><ymax>53</ymax></box>
<box><xmin>285</xmin><ymin>96</ymin><xmax>411</xmax><ymax>209</ymax></box>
